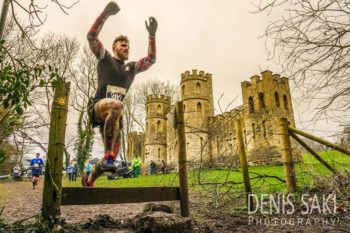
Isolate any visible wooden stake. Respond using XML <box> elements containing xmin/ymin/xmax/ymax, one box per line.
<box><xmin>0</xmin><ymin>0</ymin><xmax>10</xmax><ymax>40</ymax></box>
<box><xmin>279</xmin><ymin>118</ymin><xmax>297</xmax><ymax>192</ymax></box>
<box><xmin>289</xmin><ymin>131</ymin><xmax>338</xmax><ymax>175</ymax></box>
<box><xmin>288</xmin><ymin>126</ymin><xmax>350</xmax><ymax>156</ymax></box>
<box><xmin>234</xmin><ymin>118</ymin><xmax>254</xmax><ymax>211</ymax></box>
<box><xmin>175</xmin><ymin>101</ymin><xmax>190</xmax><ymax>217</ymax></box>
<box><xmin>42</xmin><ymin>80</ymin><xmax>70</xmax><ymax>220</ymax></box>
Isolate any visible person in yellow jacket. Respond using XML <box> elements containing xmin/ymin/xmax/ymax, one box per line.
<box><xmin>132</xmin><ymin>154</ymin><xmax>142</xmax><ymax>178</ymax></box>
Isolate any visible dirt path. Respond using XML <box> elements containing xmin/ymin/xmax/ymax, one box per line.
<box><xmin>0</xmin><ymin>181</ymin><xmax>144</xmax><ymax>224</ymax></box>
<box><xmin>1</xmin><ymin>181</ymin><xmax>350</xmax><ymax>232</ymax></box>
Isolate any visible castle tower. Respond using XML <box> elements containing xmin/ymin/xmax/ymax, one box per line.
<box><xmin>180</xmin><ymin>70</ymin><xmax>214</xmax><ymax>163</ymax></box>
<box><xmin>144</xmin><ymin>95</ymin><xmax>171</xmax><ymax>168</ymax></box>
<box><xmin>127</xmin><ymin>132</ymin><xmax>144</xmax><ymax>162</ymax></box>
<box><xmin>241</xmin><ymin>70</ymin><xmax>298</xmax><ymax>164</ymax></box>
<box><xmin>166</xmin><ymin>106</ymin><xmax>177</xmax><ymax>166</ymax></box>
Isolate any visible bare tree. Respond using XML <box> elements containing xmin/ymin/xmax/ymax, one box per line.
<box><xmin>120</xmin><ymin>80</ymin><xmax>178</xmax><ymax>159</ymax></box>
<box><xmin>123</xmin><ymin>80</ymin><xmax>179</xmax><ymax>132</ymax></box>
<box><xmin>13</xmin><ymin>33</ymin><xmax>79</xmax><ymax>161</ymax></box>
<box><xmin>1</xmin><ymin>0</ymin><xmax>78</xmax><ymax>41</ymax></box>
<box><xmin>253</xmin><ymin>0</ymin><xmax>350</xmax><ymax>119</ymax></box>
<box><xmin>70</xmin><ymin>45</ymin><xmax>97</xmax><ymax>171</ymax></box>
<box><xmin>339</xmin><ymin>125</ymin><xmax>350</xmax><ymax>149</ymax></box>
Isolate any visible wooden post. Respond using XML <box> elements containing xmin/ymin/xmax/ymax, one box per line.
<box><xmin>234</xmin><ymin>118</ymin><xmax>253</xmax><ymax>211</ymax></box>
<box><xmin>279</xmin><ymin>118</ymin><xmax>297</xmax><ymax>192</ymax></box>
<box><xmin>289</xmin><ymin>131</ymin><xmax>338</xmax><ymax>175</ymax></box>
<box><xmin>42</xmin><ymin>80</ymin><xmax>70</xmax><ymax>220</ymax></box>
<box><xmin>0</xmin><ymin>0</ymin><xmax>10</xmax><ymax>40</ymax></box>
<box><xmin>288</xmin><ymin>126</ymin><xmax>350</xmax><ymax>156</ymax></box>
<box><xmin>176</xmin><ymin>101</ymin><xmax>190</xmax><ymax>217</ymax></box>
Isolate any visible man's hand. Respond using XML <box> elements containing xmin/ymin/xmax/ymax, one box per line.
<box><xmin>145</xmin><ymin>17</ymin><xmax>158</xmax><ymax>36</ymax></box>
<box><xmin>104</xmin><ymin>1</ymin><xmax>120</xmax><ymax>16</ymax></box>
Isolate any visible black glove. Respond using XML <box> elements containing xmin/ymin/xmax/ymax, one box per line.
<box><xmin>145</xmin><ymin>17</ymin><xmax>158</xmax><ymax>36</ymax></box>
<box><xmin>104</xmin><ymin>1</ymin><xmax>120</xmax><ymax>16</ymax></box>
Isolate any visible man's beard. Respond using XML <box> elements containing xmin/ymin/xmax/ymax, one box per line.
<box><xmin>117</xmin><ymin>50</ymin><xmax>128</xmax><ymax>60</ymax></box>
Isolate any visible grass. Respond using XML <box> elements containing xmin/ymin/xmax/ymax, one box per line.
<box><xmin>63</xmin><ymin>172</ymin><xmax>179</xmax><ymax>188</ymax></box>
<box><xmin>62</xmin><ymin>150</ymin><xmax>350</xmax><ymax>194</ymax></box>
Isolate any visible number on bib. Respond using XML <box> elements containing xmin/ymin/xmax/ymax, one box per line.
<box><xmin>106</xmin><ymin>85</ymin><xmax>127</xmax><ymax>101</ymax></box>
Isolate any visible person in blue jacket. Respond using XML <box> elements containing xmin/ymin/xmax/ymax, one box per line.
<box><xmin>30</xmin><ymin>152</ymin><xmax>44</xmax><ymax>189</ymax></box>
<box><xmin>67</xmin><ymin>162</ymin><xmax>73</xmax><ymax>181</ymax></box>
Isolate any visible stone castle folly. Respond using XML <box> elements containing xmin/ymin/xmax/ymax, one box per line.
<box><xmin>127</xmin><ymin>70</ymin><xmax>300</xmax><ymax>169</ymax></box>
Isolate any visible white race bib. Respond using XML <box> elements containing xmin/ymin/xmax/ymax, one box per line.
<box><xmin>106</xmin><ymin>85</ymin><xmax>126</xmax><ymax>101</ymax></box>
<box><xmin>34</xmin><ymin>163</ymin><xmax>40</xmax><ymax>168</ymax></box>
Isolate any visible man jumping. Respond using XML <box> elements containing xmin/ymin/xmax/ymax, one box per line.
<box><xmin>82</xmin><ymin>1</ymin><xmax>157</xmax><ymax>187</ymax></box>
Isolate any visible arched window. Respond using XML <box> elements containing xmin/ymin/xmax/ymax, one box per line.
<box><xmin>259</xmin><ymin>92</ymin><xmax>266</xmax><ymax>109</ymax></box>
<box><xmin>283</xmin><ymin>95</ymin><xmax>288</xmax><ymax>110</ymax></box>
<box><xmin>252</xmin><ymin>123</ymin><xmax>256</xmax><ymax>139</ymax></box>
<box><xmin>197</xmin><ymin>102</ymin><xmax>202</xmax><ymax>117</ymax></box>
<box><xmin>146</xmin><ymin>122</ymin><xmax>148</xmax><ymax>132</ymax></box>
<box><xmin>262</xmin><ymin>120</ymin><xmax>267</xmax><ymax>138</ymax></box>
<box><xmin>157</xmin><ymin>104</ymin><xmax>162</xmax><ymax>113</ymax></box>
<box><xmin>196</xmin><ymin>82</ymin><xmax>201</xmax><ymax>93</ymax></box>
<box><xmin>275</xmin><ymin>92</ymin><xmax>280</xmax><ymax>107</ymax></box>
<box><xmin>248</xmin><ymin>96</ymin><xmax>254</xmax><ymax>113</ymax></box>
<box><xmin>158</xmin><ymin>148</ymin><xmax>161</xmax><ymax>159</ymax></box>
<box><xmin>157</xmin><ymin>120</ymin><xmax>161</xmax><ymax>133</ymax></box>
<box><xmin>216</xmin><ymin>136</ymin><xmax>220</xmax><ymax>156</ymax></box>
<box><xmin>182</xmin><ymin>85</ymin><xmax>185</xmax><ymax>96</ymax></box>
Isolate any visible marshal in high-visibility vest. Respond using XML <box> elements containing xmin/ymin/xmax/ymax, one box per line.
<box><xmin>132</xmin><ymin>155</ymin><xmax>142</xmax><ymax>178</ymax></box>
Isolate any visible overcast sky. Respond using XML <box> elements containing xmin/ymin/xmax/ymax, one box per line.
<box><xmin>40</xmin><ymin>0</ymin><xmax>276</xmax><ymax>105</ymax></box>
<box><xmin>13</xmin><ymin>0</ymin><xmax>345</xmax><ymax>158</ymax></box>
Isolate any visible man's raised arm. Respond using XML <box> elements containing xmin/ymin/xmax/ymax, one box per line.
<box><xmin>87</xmin><ymin>2</ymin><xmax>120</xmax><ymax>60</ymax></box>
<box><xmin>135</xmin><ymin>17</ymin><xmax>158</xmax><ymax>73</ymax></box>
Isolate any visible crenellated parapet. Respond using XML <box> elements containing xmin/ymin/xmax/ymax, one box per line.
<box><xmin>146</xmin><ymin>94</ymin><xmax>171</xmax><ymax>105</ymax></box>
<box><xmin>181</xmin><ymin>69</ymin><xmax>212</xmax><ymax>84</ymax></box>
<box><xmin>241</xmin><ymin>70</ymin><xmax>289</xmax><ymax>87</ymax></box>
<box><xmin>128</xmin><ymin>131</ymin><xmax>145</xmax><ymax>139</ymax></box>
<box><xmin>208</xmin><ymin>106</ymin><xmax>243</xmax><ymax>127</ymax></box>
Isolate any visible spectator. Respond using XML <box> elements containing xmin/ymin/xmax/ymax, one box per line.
<box><xmin>67</xmin><ymin>162</ymin><xmax>73</xmax><ymax>181</ymax></box>
<box><xmin>85</xmin><ymin>160</ymin><xmax>93</xmax><ymax>176</ymax></box>
<box><xmin>150</xmin><ymin>161</ymin><xmax>157</xmax><ymax>175</ymax></box>
<box><xmin>72</xmin><ymin>160</ymin><xmax>78</xmax><ymax>181</ymax></box>
<box><xmin>12</xmin><ymin>164</ymin><xmax>21</xmax><ymax>178</ymax></box>
<box><xmin>160</xmin><ymin>160</ymin><xmax>167</xmax><ymax>174</ymax></box>
<box><xmin>132</xmin><ymin>154</ymin><xmax>142</xmax><ymax>178</ymax></box>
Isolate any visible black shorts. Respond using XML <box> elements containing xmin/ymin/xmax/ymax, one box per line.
<box><xmin>87</xmin><ymin>97</ymin><xmax>104</xmax><ymax>128</ymax></box>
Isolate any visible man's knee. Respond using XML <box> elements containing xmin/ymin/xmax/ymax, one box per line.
<box><xmin>102</xmin><ymin>99</ymin><xmax>123</xmax><ymax>111</ymax></box>
<box><xmin>111</xmin><ymin>102</ymin><xmax>123</xmax><ymax>117</ymax></box>
<box><xmin>97</xmin><ymin>99</ymin><xmax>124</xmax><ymax>120</ymax></box>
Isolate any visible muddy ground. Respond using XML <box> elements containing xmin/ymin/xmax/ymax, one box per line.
<box><xmin>0</xmin><ymin>181</ymin><xmax>349</xmax><ymax>232</ymax></box>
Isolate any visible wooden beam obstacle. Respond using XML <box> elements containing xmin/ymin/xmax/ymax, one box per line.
<box><xmin>61</xmin><ymin>187</ymin><xmax>180</xmax><ymax>205</ymax></box>
<box><xmin>59</xmin><ymin>101</ymin><xmax>190</xmax><ymax>217</ymax></box>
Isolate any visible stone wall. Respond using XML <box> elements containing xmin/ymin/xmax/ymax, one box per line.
<box><xmin>127</xmin><ymin>70</ymin><xmax>301</xmax><ymax>168</ymax></box>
